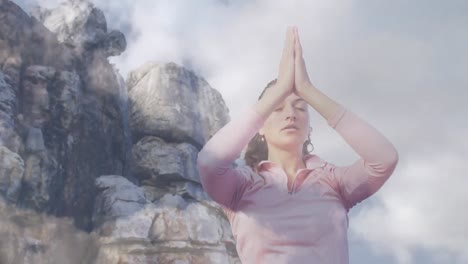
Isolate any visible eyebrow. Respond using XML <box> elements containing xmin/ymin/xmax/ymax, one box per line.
<box><xmin>277</xmin><ymin>98</ymin><xmax>307</xmax><ymax>108</ymax></box>
<box><xmin>293</xmin><ymin>98</ymin><xmax>306</xmax><ymax>103</ymax></box>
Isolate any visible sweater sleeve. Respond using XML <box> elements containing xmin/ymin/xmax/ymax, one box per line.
<box><xmin>324</xmin><ymin>105</ymin><xmax>399</xmax><ymax>211</ymax></box>
<box><xmin>196</xmin><ymin>105</ymin><xmax>267</xmax><ymax>210</ymax></box>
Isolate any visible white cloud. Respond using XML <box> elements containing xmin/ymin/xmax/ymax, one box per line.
<box><xmin>351</xmin><ymin>153</ymin><xmax>468</xmax><ymax>263</ymax></box>
<box><xmin>100</xmin><ymin>0</ymin><xmax>355</xmax><ymax>121</ymax></box>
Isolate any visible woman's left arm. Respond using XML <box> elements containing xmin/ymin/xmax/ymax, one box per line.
<box><xmin>294</xmin><ymin>27</ymin><xmax>398</xmax><ymax>210</ymax></box>
<box><xmin>302</xmin><ymin>86</ymin><xmax>399</xmax><ymax>210</ymax></box>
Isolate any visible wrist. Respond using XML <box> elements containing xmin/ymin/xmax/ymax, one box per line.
<box><xmin>255</xmin><ymin>85</ymin><xmax>289</xmax><ymax>118</ymax></box>
<box><xmin>297</xmin><ymin>82</ymin><xmax>317</xmax><ymax>99</ymax></box>
<box><xmin>268</xmin><ymin>83</ymin><xmax>291</xmax><ymax>101</ymax></box>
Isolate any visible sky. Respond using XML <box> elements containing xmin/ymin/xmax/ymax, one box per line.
<box><xmin>16</xmin><ymin>0</ymin><xmax>468</xmax><ymax>263</ymax></box>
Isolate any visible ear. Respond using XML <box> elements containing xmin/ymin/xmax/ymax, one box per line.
<box><xmin>259</xmin><ymin>126</ymin><xmax>265</xmax><ymax>136</ymax></box>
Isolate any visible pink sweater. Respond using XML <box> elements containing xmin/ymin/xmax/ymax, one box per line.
<box><xmin>196</xmin><ymin>103</ymin><xmax>399</xmax><ymax>264</ymax></box>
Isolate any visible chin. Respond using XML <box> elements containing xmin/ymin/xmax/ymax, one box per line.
<box><xmin>276</xmin><ymin>138</ymin><xmax>305</xmax><ymax>150</ymax></box>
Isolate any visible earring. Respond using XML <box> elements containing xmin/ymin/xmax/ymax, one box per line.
<box><xmin>306</xmin><ymin>135</ymin><xmax>314</xmax><ymax>153</ymax></box>
<box><xmin>261</xmin><ymin>135</ymin><xmax>265</xmax><ymax>141</ymax></box>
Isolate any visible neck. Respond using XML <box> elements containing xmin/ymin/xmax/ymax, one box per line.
<box><xmin>267</xmin><ymin>144</ymin><xmax>306</xmax><ymax>176</ymax></box>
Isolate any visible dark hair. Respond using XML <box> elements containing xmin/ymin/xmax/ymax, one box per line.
<box><xmin>244</xmin><ymin>79</ymin><xmax>313</xmax><ymax>172</ymax></box>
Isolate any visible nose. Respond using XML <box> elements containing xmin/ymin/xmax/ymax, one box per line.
<box><xmin>284</xmin><ymin>105</ymin><xmax>297</xmax><ymax>120</ymax></box>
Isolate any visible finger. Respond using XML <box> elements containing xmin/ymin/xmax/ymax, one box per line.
<box><xmin>292</xmin><ymin>27</ymin><xmax>297</xmax><ymax>52</ymax></box>
<box><xmin>294</xmin><ymin>28</ymin><xmax>303</xmax><ymax>68</ymax></box>
<box><xmin>292</xmin><ymin>27</ymin><xmax>296</xmax><ymax>57</ymax></box>
<box><xmin>295</xmin><ymin>27</ymin><xmax>303</xmax><ymax>58</ymax></box>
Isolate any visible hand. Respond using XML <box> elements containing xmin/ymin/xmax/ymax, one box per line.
<box><xmin>274</xmin><ymin>26</ymin><xmax>296</xmax><ymax>99</ymax></box>
<box><xmin>293</xmin><ymin>27</ymin><xmax>315</xmax><ymax>98</ymax></box>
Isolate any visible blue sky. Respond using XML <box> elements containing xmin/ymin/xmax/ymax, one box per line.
<box><xmin>17</xmin><ymin>1</ymin><xmax>468</xmax><ymax>263</ymax></box>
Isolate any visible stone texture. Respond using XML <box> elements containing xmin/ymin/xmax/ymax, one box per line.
<box><xmin>50</xmin><ymin>70</ymin><xmax>82</xmax><ymax>131</ymax></box>
<box><xmin>21</xmin><ymin>65</ymin><xmax>54</xmax><ymax>127</ymax></box>
<box><xmin>0</xmin><ymin>0</ymin><xmax>128</xmax><ymax>230</ymax></box>
<box><xmin>148</xmin><ymin>194</ymin><xmax>225</xmax><ymax>244</ymax></box>
<box><xmin>141</xmin><ymin>179</ymin><xmax>217</xmax><ymax>206</ymax></box>
<box><xmin>31</xmin><ymin>0</ymin><xmax>126</xmax><ymax>57</ymax></box>
<box><xmin>128</xmin><ymin>62</ymin><xmax>230</xmax><ymax>148</ymax></box>
<box><xmin>0</xmin><ymin>0</ymin><xmax>74</xmax><ymax>69</ymax></box>
<box><xmin>95</xmin><ymin>244</ymin><xmax>233</xmax><ymax>264</ymax></box>
<box><xmin>0</xmin><ymin>71</ymin><xmax>22</xmax><ymax>153</ymax></box>
<box><xmin>21</xmin><ymin>150</ymin><xmax>58</xmax><ymax>210</ymax></box>
<box><xmin>93</xmin><ymin>175</ymin><xmax>148</xmax><ymax>229</ymax></box>
<box><xmin>25</xmin><ymin>127</ymin><xmax>46</xmax><ymax>152</ymax></box>
<box><xmin>173</xmin><ymin>181</ymin><xmax>215</xmax><ymax>204</ymax></box>
<box><xmin>93</xmin><ymin>175</ymin><xmax>239</xmax><ymax>264</ymax></box>
<box><xmin>82</xmin><ymin>50</ymin><xmax>122</xmax><ymax>96</ymax></box>
<box><xmin>0</xmin><ymin>146</ymin><xmax>24</xmax><ymax>202</ymax></box>
<box><xmin>132</xmin><ymin>136</ymin><xmax>200</xmax><ymax>184</ymax></box>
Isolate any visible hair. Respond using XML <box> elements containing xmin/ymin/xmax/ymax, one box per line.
<box><xmin>244</xmin><ymin>78</ymin><xmax>313</xmax><ymax>172</ymax></box>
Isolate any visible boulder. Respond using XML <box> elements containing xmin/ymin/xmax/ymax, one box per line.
<box><xmin>128</xmin><ymin>62</ymin><xmax>230</xmax><ymax>148</ymax></box>
<box><xmin>131</xmin><ymin>136</ymin><xmax>200</xmax><ymax>184</ymax></box>
<box><xmin>93</xmin><ymin>175</ymin><xmax>238</xmax><ymax>264</ymax></box>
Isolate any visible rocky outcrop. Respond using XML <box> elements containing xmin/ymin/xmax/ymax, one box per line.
<box><xmin>1</xmin><ymin>0</ymin><xmax>239</xmax><ymax>263</ymax></box>
<box><xmin>89</xmin><ymin>61</ymin><xmax>235</xmax><ymax>263</ymax></box>
<box><xmin>31</xmin><ymin>0</ymin><xmax>126</xmax><ymax>57</ymax></box>
<box><xmin>92</xmin><ymin>175</ymin><xmax>239</xmax><ymax>264</ymax></box>
<box><xmin>0</xmin><ymin>0</ymin><xmax>128</xmax><ymax>231</ymax></box>
<box><xmin>128</xmin><ymin>62</ymin><xmax>230</xmax><ymax>149</ymax></box>
<box><xmin>101</xmin><ymin>61</ymin><xmax>237</xmax><ymax>263</ymax></box>
<box><xmin>131</xmin><ymin>136</ymin><xmax>201</xmax><ymax>185</ymax></box>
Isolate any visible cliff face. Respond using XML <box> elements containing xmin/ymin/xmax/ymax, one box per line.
<box><xmin>0</xmin><ymin>0</ymin><xmax>238</xmax><ymax>263</ymax></box>
<box><xmin>0</xmin><ymin>0</ymin><xmax>128</xmax><ymax>231</ymax></box>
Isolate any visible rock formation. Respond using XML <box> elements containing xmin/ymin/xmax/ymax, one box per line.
<box><xmin>0</xmin><ymin>0</ymin><xmax>238</xmax><ymax>263</ymax></box>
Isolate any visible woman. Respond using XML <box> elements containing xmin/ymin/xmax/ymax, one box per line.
<box><xmin>196</xmin><ymin>26</ymin><xmax>399</xmax><ymax>264</ymax></box>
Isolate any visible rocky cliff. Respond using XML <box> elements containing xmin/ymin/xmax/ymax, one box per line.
<box><xmin>0</xmin><ymin>0</ymin><xmax>238</xmax><ymax>263</ymax></box>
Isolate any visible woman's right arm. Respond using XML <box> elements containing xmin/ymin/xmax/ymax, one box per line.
<box><xmin>197</xmin><ymin>26</ymin><xmax>296</xmax><ymax>209</ymax></box>
<box><xmin>196</xmin><ymin>85</ymin><xmax>288</xmax><ymax>209</ymax></box>
<box><xmin>196</xmin><ymin>105</ymin><xmax>265</xmax><ymax>210</ymax></box>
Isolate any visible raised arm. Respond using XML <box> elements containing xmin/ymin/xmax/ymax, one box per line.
<box><xmin>324</xmin><ymin>105</ymin><xmax>399</xmax><ymax>211</ymax></box>
<box><xmin>197</xmin><ymin>26</ymin><xmax>297</xmax><ymax>209</ymax></box>
<box><xmin>196</xmin><ymin>106</ymin><xmax>265</xmax><ymax>209</ymax></box>
<box><xmin>293</xmin><ymin>27</ymin><xmax>399</xmax><ymax>211</ymax></box>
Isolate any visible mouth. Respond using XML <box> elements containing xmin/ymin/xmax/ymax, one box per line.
<box><xmin>282</xmin><ymin>124</ymin><xmax>298</xmax><ymax>131</ymax></box>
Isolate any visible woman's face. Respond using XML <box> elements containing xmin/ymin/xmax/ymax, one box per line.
<box><xmin>259</xmin><ymin>92</ymin><xmax>310</xmax><ymax>152</ymax></box>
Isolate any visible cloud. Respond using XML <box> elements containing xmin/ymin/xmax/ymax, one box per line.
<box><xmin>91</xmin><ymin>0</ymin><xmax>354</xmax><ymax>121</ymax></box>
<box><xmin>351</xmin><ymin>152</ymin><xmax>468</xmax><ymax>264</ymax></box>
